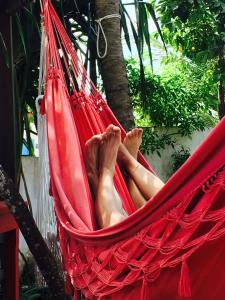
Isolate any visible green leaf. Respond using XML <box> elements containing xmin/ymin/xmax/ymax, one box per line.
<box><xmin>23</xmin><ymin>7</ymin><xmax>41</xmax><ymax>37</ymax></box>
<box><xmin>145</xmin><ymin>2</ymin><xmax>167</xmax><ymax>52</ymax></box>
<box><xmin>0</xmin><ymin>32</ymin><xmax>9</xmax><ymax>68</ymax></box>
<box><xmin>156</xmin><ymin>150</ymin><xmax>161</xmax><ymax>157</ymax></box>
<box><xmin>24</xmin><ymin>287</ymin><xmax>42</xmax><ymax>295</ymax></box>
<box><xmin>23</xmin><ymin>109</ymin><xmax>35</xmax><ymax>156</ymax></box>
<box><xmin>15</xmin><ymin>14</ymin><xmax>27</xmax><ymax>58</ymax></box>
<box><xmin>120</xmin><ymin>2</ymin><xmax>132</xmax><ymax>52</ymax></box>
<box><xmin>28</xmin><ymin>294</ymin><xmax>41</xmax><ymax>300</ymax></box>
<box><xmin>138</xmin><ymin>2</ymin><xmax>145</xmax><ymax>54</ymax></box>
<box><xmin>123</xmin><ymin>9</ymin><xmax>147</xmax><ymax>105</ymax></box>
<box><xmin>140</xmin><ymin>3</ymin><xmax>153</xmax><ymax>70</ymax></box>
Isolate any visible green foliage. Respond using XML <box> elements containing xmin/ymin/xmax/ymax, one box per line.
<box><xmin>127</xmin><ymin>56</ymin><xmax>217</xmax><ymax>157</ymax></box>
<box><xmin>140</xmin><ymin>127</ymin><xmax>177</xmax><ymax>156</ymax></box>
<box><xmin>19</xmin><ymin>252</ymin><xmax>54</xmax><ymax>300</ymax></box>
<box><xmin>0</xmin><ymin>32</ymin><xmax>9</xmax><ymax>67</ymax></box>
<box><xmin>20</xmin><ymin>286</ymin><xmax>54</xmax><ymax>300</ymax></box>
<box><xmin>157</xmin><ymin>0</ymin><xmax>218</xmax><ymax>58</ymax></box>
<box><xmin>121</xmin><ymin>0</ymin><xmax>166</xmax><ymax>72</ymax></box>
<box><xmin>157</xmin><ymin>0</ymin><xmax>225</xmax><ymax>80</ymax></box>
<box><xmin>127</xmin><ymin>56</ymin><xmax>217</xmax><ymax>135</ymax></box>
<box><xmin>13</xmin><ymin>3</ymin><xmax>40</xmax><ymax>162</ymax></box>
<box><xmin>171</xmin><ymin>145</ymin><xmax>191</xmax><ymax>173</ymax></box>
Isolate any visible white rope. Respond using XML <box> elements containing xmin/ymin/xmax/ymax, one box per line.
<box><xmin>38</xmin><ymin>23</ymin><xmax>46</xmax><ymax>95</ymax></box>
<box><xmin>39</xmin><ymin>0</ymin><xmax>43</xmax><ymax>12</ymax></box>
<box><xmin>35</xmin><ymin>95</ymin><xmax>60</xmax><ymax>285</ymax></box>
<box><xmin>95</xmin><ymin>14</ymin><xmax>121</xmax><ymax>59</ymax></box>
<box><xmin>36</xmin><ymin>96</ymin><xmax>57</xmax><ymax>238</ymax></box>
<box><xmin>35</xmin><ymin>26</ymin><xmax>59</xmax><ymax>260</ymax></box>
<box><xmin>34</xmin><ymin>7</ymin><xmax>62</xmax><ymax>286</ymax></box>
<box><xmin>36</xmin><ymin>25</ymin><xmax>57</xmax><ymax>238</ymax></box>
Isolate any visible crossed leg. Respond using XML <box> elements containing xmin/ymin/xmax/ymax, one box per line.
<box><xmin>85</xmin><ymin>125</ymin><xmax>164</xmax><ymax>228</ymax></box>
<box><xmin>123</xmin><ymin>128</ymin><xmax>148</xmax><ymax>209</ymax></box>
<box><xmin>118</xmin><ymin>142</ymin><xmax>164</xmax><ymax>200</ymax></box>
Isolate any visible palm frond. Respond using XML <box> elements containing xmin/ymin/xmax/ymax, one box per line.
<box><xmin>0</xmin><ymin>32</ymin><xmax>9</xmax><ymax>67</ymax></box>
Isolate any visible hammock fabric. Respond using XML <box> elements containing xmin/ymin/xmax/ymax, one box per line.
<box><xmin>41</xmin><ymin>1</ymin><xmax>225</xmax><ymax>299</ymax></box>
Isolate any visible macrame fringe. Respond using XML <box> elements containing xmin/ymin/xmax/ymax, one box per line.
<box><xmin>141</xmin><ymin>277</ymin><xmax>151</xmax><ymax>300</ymax></box>
<box><xmin>65</xmin><ymin>273</ymin><xmax>73</xmax><ymax>295</ymax></box>
<box><xmin>73</xmin><ymin>290</ymin><xmax>80</xmax><ymax>300</ymax></box>
<box><xmin>178</xmin><ymin>260</ymin><xmax>191</xmax><ymax>298</ymax></box>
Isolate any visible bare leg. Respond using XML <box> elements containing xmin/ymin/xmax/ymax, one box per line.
<box><xmin>85</xmin><ymin>129</ymin><xmax>126</xmax><ymax>222</ymax></box>
<box><xmin>96</xmin><ymin>126</ymin><xmax>127</xmax><ymax>228</ymax></box>
<box><xmin>85</xmin><ymin>134</ymin><xmax>102</xmax><ymax>198</ymax></box>
<box><xmin>118</xmin><ymin>143</ymin><xmax>164</xmax><ymax>200</ymax></box>
<box><xmin>123</xmin><ymin>128</ymin><xmax>147</xmax><ymax>209</ymax></box>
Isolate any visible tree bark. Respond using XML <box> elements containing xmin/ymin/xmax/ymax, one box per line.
<box><xmin>94</xmin><ymin>0</ymin><xmax>135</xmax><ymax>131</ymax></box>
<box><xmin>218</xmin><ymin>80</ymin><xmax>225</xmax><ymax>120</ymax></box>
<box><xmin>0</xmin><ymin>165</ymin><xmax>70</xmax><ymax>300</ymax></box>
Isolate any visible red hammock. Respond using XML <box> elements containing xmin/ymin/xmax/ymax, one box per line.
<box><xmin>42</xmin><ymin>1</ymin><xmax>225</xmax><ymax>299</ymax></box>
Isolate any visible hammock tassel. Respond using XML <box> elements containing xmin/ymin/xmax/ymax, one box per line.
<box><xmin>178</xmin><ymin>260</ymin><xmax>191</xmax><ymax>298</ymax></box>
<box><xmin>65</xmin><ymin>273</ymin><xmax>73</xmax><ymax>295</ymax></box>
<box><xmin>141</xmin><ymin>277</ymin><xmax>151</xmax><ymax>300</ymax></box>
<box><xmin>73</xmin><ymin>290</ymin><xmax>80</xmax><ymax>300</ymax></box>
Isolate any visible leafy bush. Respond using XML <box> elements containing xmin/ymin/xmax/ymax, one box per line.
<box><xmin>171</xmin><ymin>146</ymin><xmax>191</xmax><ymax>174</ymax></box>
<box><xmin>127</xmin><ymin>56</ymin><xmax>217</xmax><ymax>136</ymax></box>
<box><xmin>140</xmin><ymin>127</ymin><xmax>177</xmax><ymax>156</ymax></box>
<box><xmin>126</xmin><ymin>56</ymin><xmax>217</xmax><ymax>165</ymax></box>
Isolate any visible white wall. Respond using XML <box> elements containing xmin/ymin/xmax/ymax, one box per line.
<box><xmin>145</xmin><ymin>128</ymin><xmax>212</xmax><ymax>182</ymax></box>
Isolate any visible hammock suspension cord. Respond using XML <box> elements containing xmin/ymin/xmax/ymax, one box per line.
<box><xmin>35</xmin><ymin>20</ymin><xmax>60</xmax><ymax>284</ymax></box>
<box><xmin>95</xmin><ymin>14</ymin><xmax>121</xmax><ymax>59</ymax></box>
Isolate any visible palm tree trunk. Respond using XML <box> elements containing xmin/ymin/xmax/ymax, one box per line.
<box><xmin>0</xmin><ymin>165</ymin><xmax>70</xmax><ymax>300</ymax></box>
<box><xmin>94</xmin><ymin>0</ymin><xmax>134</xmax><ymax>131</ymax></box>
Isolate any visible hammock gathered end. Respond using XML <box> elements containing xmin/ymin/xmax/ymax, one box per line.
<box><xmin>39</xmin><ymin>0</ymin><xmax>225</xmax><ymax>299</ymax></box>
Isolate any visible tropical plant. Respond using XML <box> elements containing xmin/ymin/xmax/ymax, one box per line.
<box><xmin>127</xmin><ymin>56</ymin><xmax>217</xmax><ymax>153</ymax></box>
<box><xmin>171</xmin><ymin>145</ymin><xmax>191</xmax><ymax>173</ymax></box>
<box><xmin>156</xmin><ymin>0</ymin><xmax>225</xmax><ymax>118</ymax></box>
<box><xmin>127</xmin><ymin>56</ymin><xmax>217</xmax><ymax>130</ymax></box>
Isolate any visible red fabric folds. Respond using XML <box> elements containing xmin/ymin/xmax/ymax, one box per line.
<box><xmin>42</xmin><ymin>0</ymin><xmax>225</xmax><ymax>299</ymax></box>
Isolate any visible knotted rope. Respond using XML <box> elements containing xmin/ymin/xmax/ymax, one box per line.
<box><xmin>95</xmin><ymin>14</ymin><xmax>121</xmax><ymax>59</ymax></box>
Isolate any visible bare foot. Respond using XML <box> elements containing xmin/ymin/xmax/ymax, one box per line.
<box><xmin>95</xmin><ymin>126</ymin><xmax>126</xmax><ymax>228</ymax></box>
<box><xmin>123</xmin><ymin>128</ymin><xmax>143</xmax><ymax>159</ymax></box>
<box><xmin>85</xmin><ymin>134</ymin><xmax>102</xmax><ymax>197</ymax></box>
<box><xmin>99</xmin><ymin>125</ymin><xmax>121</xmax><ymax>175</ymax></box>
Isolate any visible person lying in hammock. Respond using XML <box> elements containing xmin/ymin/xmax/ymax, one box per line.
<box><xmin>85</xmin><ymin>125</ymin><xmax>164</xmax><ymax>229</ymax></box>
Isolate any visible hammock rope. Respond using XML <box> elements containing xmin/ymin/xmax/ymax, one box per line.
<box><xmin>36</xmin><ymin>22</ymin><xmax>56</xmax><ymax>240</ymax></box>
<box><xmin>35</xmin><ymin>23</ymin><xmax>61</xmax><ymax>285</ymax></box>
<box><xmin>95</xmin><ymin>13</ymin><xmax>121</xmax><ymax>59</ymax></box>
<box><xmin>40</xmin><ymin>0</ymin><xmax>225</xmax><ymax>299</ymax></box>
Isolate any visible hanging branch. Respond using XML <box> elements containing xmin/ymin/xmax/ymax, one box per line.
<box><xmin>0</xmin><ymin>164</ymin><xmax>71</xmax><ymax>300</ymax></box>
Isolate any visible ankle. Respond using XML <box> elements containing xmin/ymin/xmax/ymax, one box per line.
<box><xmin>99</xmin><ymin>167</ymin><xmax>115</xmax><ymax>178</ymax></box>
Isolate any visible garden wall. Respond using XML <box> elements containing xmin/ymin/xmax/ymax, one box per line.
<box><xmin>145</xmin><ymin>127</ymin><xmax>212</xmax><ymax>182</ymax></box>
